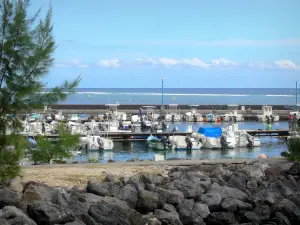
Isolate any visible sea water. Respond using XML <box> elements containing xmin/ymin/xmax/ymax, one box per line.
<box><xmin>74</xmin><ymin>121</ymin><xmax>289</xmax><ymax>163</ymax></box>
<box><xmin>52</xmin><ymin>88</ymin><xmax>297</xmax><ymax>105</ymax></box>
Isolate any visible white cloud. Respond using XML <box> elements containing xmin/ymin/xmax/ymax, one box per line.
<box><xmin>182</xmin><ymin>58</ymin><xmax>210</xmax><ymax>69</ymax></box>
<box><xmin>54</xmin><ymin>59</ymin><xmax>89</xmax><ymax>68</ymax></box>
<box><xmin>158</xmin><ymin>58</ymin><xmax>180</xmax><ymax>66</ymax></box>
<box><xmin>275</xmin><ymin>59</ymin><xmax>300</xmax><ymax>70</ymax></box>
<box><xmin>211</xmin><ymin>58</ymin><xmax>239</xmax><ymax>67</ymax></box>
<box><xmin>97</xmin><ymin>59</ymin><xmax>121</xmax><ymax>68</ymax></box>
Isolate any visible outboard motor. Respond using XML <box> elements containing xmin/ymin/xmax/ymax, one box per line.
<box><xmin>41</xmin><ymin>123</ymin><xmax>45</xmax><ymax>134</ymax></box>
<box><xmin>103</xmin><ymin>114</ymin><xmax>107</xmax><ymax>120</ymax></box>
<box><xmin>185</xmin><ymin>136</ymin><xmax>193</xmax><ymax>149</ymax></box>
<box><xmin>171</xmin><ymin>115</ymin><xmax>175</xmax><ymax>124</ymax></box>
<box><xmin>161</xmin><ymin>136</ymin><xmax>168</xmax><ymax>150</ymax></box>
<box><xmin>97</xmin><ymin>137</ymin><xmax>104</xmax><ymax>149</ymax></box>
<box><xmin>51</xmin><ymin>113</ymin><xmax>55</xmax><ymax>121</ymax></box>
<box><xmin>270</xmin><ymin>115</ymin><xmax>274</xmax><ymax>122</ymax></box>
<box><xmin>193</xmin><ymin>115</ymin><xmax>197</xmax><ymax>123</ymax></box>
<box><xmin>246</xmin><ymin>134</ymin><xmax>254</xmax><ymax>147</ymax></box>
<box><xmin>119</xmin><ymin>121</ymin><xmax>123</xmax><ymax>130</ymax></box>
<box><xmin>162</xmin><ymin>121</ymin><xmax>167</xmax><ymax>130</ymax></box>
<box><xmin>220</xmin><ymin>134</ymin><xmax>229</xmax><ymax>149</ymax></box>
<box><xmin>141</xmin><ymin>121</ymin><xmax>147</xmax><ymax>132</ymax></box>
<box><xmin>182</xmin><ymin>115</ymin><xmax>186</xmax><ymax>122</ymax></box>
<box><xmin>233</xmin><ymin>116</ymin><xmax>237</xmax><ymax>123</ymax></box>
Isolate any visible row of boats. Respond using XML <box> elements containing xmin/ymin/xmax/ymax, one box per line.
<box><xmin>147</xmin><ymin>124</ymin><xmax>260</xmax><ymax>151</ymax></box>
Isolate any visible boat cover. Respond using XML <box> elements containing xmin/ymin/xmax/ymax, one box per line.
<box><xmin>198</xmin><ymin>127</ymin><xmax>222</xmax><ymax>138</ymax></box>
<box><xmin>147</xmin><ymin>136</ymin><xmax>161</xmax><ymax>141</ymax></box>
<box><xmin>79</xmin><ymin>114</ymin><xmax>89</xmax><ymax>118</ymax></box>
<box><xmin>28</xmin><ymin>137</ymin><xmax>37</xmax><ymax>145</ymax></box>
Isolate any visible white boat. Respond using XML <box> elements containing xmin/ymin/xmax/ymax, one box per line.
<box><xmin>222</xmin><ymin>104</ymin><xmax>243</xmax><ymax>122</ymax></box>
<box><xmin>192</xmin><ymin>127</ymin><xmax>234</xmax><ymax>149</ymax></box>
<box><xmin>168</xmin><ymin>135</ymin><xmax>202</xmax><ymax>150</ymax></box>
<box><xmin>55</xmin><ymin>112</ymin><xmax>65</xmax><ymax>121</ymax></box>
<box><xmin>165</xmin><ymin>104</ymin><xmax>181</xmax><ymax>122</ymax></box>
<box><xmin>205</xmin><ymin>113</ymin><xmax>221</xmax><ymax>122</ymax></box>
<box><xmin>257</xmin><ymin>105</ymin><xmax>280</xmax><ymax>122</ymax></box>
<box><xmin>105</xmin><ymin>104</ymin><xmax>127</xmax><ymax>121</ymax></box>
<box><xmin>185</xmin><ymin>105</ymin><xmax>203</xmax><ymax>122</ymax></box>
<box><xmin>79</xmin><ymin>135</ymin><xmax>114</xmax><ymax>150</ymax></box>
<box><xmin>289</xmin><ymin>111</ymin><xmax>300</xmax><ymax>120</ymax></box>
<box><xmin>27</xmin><ymin>113</ymin><xmax>42</xmax><ymax>122</ymax></box>
<box><xmin>68</xmin><ymin>114</ymin><xmax>79</xmax><ymax>122</ymax></box>
<box><xmin>222</xmin><ymin>124</ymin><xmax>261</xmax><ymax>148</ymax></box>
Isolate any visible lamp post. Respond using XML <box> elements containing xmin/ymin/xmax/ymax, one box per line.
<box><xmin>161</xmin><ymin>77</ymin><xmax>164</xmax><ymax>105</ymax></box>
<box><xmin>297</xmin><ymin>81</ymin><xmax>299</xmax><ymax>106</ymax></box>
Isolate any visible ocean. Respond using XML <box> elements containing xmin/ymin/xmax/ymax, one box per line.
<box><xmin>57</xmin><ymin>88</ymin><xmax>298</xmax><ymax>105</ymax></box>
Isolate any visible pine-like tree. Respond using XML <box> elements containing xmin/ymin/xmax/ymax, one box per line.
<box><xmin>0</xmin><ymin>0</ymin><xmax>80</xmax><ymax>181</ymax></box>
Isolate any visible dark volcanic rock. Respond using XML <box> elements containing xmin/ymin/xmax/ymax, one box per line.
<box><xmin>88</xmin><ymin>198</ymin><xmax>144</xmax><ymax>225</ymax></box>
<box><xmin>207</xmin><ymin>183</ymin><xmax>248</xmax><ymax>201</ymax></box>
<box><xmin>86</xmin><ymin>180</ymin><xmax>120</xmax><ymax>197</ymax></box>
<box><xmin>228</xmin><ymin>171</ymin><xmax>249</xmax><ymax>190</ymax></box>
<box><xmin>23</xmin><ymin>183</ymin><xmax>55</xmax><ymax>202</ymax></box>
<box><xmin>275</xmin><ymin>199</ymin><xmax>300</xmax><ymax>222</ymax></box>
<box><xmin>199</xmin><ymin>193</ymin><xmax>222</xmax><ymax>211</ymax></box>
<box><xmin>176</xmin><ymin>199</ymin><xmax>204</xmax><ymax>225</ymax></box>
<box><xmin>154</xmin><ymin>209</ymin><xmax>183</xmax><ymax>225</ymax></box>
<box><xmin>137</xmin><ymin>189</ymin><xmax>163</xmax><ymax>213</ymax></box>
<box><xmin>242</xmin><ymin>205</ymin><xmax>271</xmax><ymax>224</ymax></box>
<box><xmin>155</xmin><ymin>187</ymin><xmax>185</xmax><ymax>205</ymax></box>
<box><xmin>289</xmin><ymin>162</ymin><xmax>300</xmax><ymax>175</ymax></box>
<box><xmin>0</xmin><ymin>206</ymin><xmax>36</xmax><ymax>225</ymax></box>
<box><xmin>27</xmin><ymin>201</ymin><xmax>76</xmax><ymax>225</ymax></box>
<box><xmin>163</xmin><ymin>203</ymin><xmax>177</xmax><ymax>212</ymax></box>
<box><xmin>206</xmin><ymin>212</ymin><xmax>238</xmax><ymax>225</ymax></box>
<box><xmin>270</xmin><ymin>212</ymin><xmax>291</xmax><ymax>225</ymax></box>
<box><xmin>116</xmin><ymin>184</ymin><xmax>138</xmax><ymax>208</ymax></box>
<box><xmin>165</xmin><ymin>179</ymin><xmax>205</xmax><ymax>199</ymax></box>
<box><xmin>0</xmin><ymin>188</ymin><xmax>22</xmax><ymax>208</ymax></box>
<box><xmin>221</xmin><ymin>198</ymin><xmax>252</xmax><ymax>212</ymax></box>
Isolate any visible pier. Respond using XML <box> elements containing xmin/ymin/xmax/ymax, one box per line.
<box><xmin>27</xmin><ymin>129</ymin><xmax>290</xmax><ymax>140</ymax></box>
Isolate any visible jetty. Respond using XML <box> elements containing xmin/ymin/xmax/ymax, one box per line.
<box><xmin>26</xmin><ymin>129</ymin><xmax>290</xmax><ymax>140</ymax></box>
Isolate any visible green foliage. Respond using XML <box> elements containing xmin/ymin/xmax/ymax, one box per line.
<box><xmin>0</xmin><ymin>0</ymin><xmax>80</xmax><ymax>180</ymax></box>
<box><xmin>88</xmin><ymin>158</ymin><xmax>99</xmax><ymax>163</ymax></box>
<box><xmin>0</xmin><ymin>134</ymin><xmax>26</xmax><ymax>182</ymax></box>
<box><xmin>287</xmin><ymin>137</ymin><xmax>300</xmax><ymax>162</ymax></box>
<box><xmin>29</xmin><ymin>123</ymin><xmax>80</xmax><ymax>164</ymax></box>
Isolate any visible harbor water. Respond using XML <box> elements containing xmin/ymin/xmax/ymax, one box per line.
<box><xmin>74</xmin><ymin>121</ymin><xmax>289</xmax><ymax>163</ymax></box>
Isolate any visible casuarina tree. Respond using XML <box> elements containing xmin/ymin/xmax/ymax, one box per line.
<box><xmin>0</xmin><ymin>0</ymin><xmax>80</xmax><ymax>181</ymax></box>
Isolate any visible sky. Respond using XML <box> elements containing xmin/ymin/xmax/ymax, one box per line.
<box><xmin>30</xmin><ymin>0</ymin><xmax>300</xmax><ymax>88</ymax></box>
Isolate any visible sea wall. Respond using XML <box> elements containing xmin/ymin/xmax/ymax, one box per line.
<box><xmin>1</xmin><ymin>159</ymin><xmax>300</xmax><ymax>225</ymax></box>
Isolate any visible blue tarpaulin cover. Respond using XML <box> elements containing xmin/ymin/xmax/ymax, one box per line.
<box><xmin>79</xmin><ymin>114</ymin><xmax>89</xmax><ymax>118</ymax></box>
<box><xmin>28</xmin><ymin>137</ymin><xmax>37</xmax><ymax>145</ymax></box>
<box><xmin>198</xmin><ymin>127</ymin><xmax>222</xmax><ymax>138</ymax></box>
<box><xmin>147</xmin><ymin>136</ymin><xmax>161</xmax><ymax>141</ymax></box>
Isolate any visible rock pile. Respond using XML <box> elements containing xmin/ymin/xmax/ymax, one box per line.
<box><xmin>0</xmin><ymin>161</ymin><xmax>300</xmax><ymax>225</ymax></box>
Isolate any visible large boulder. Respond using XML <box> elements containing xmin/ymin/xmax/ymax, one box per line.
<box><xmin>117</xmin><ymin>184</ymin><xmax>139</xmax><ymax>208</ymax></box>
<box><xmin>206</xmin><ymin>212</ymin><xmax>238</xmax><ymax>225</ymax></box>
<box><xmin>207</xmin><ymin>183</ymin><xmax>248</xmax><ymax>201</ymax></box>
<box><xmin>163</xmin><ymin>203</ymin><xmax>177</xmax><ymax>212</ymax></box>
<box><xmin>154</xmin><ymin>209</ymin><xmax>183</xmax><ymax>225</ymax></box>
<box><xmin>169</xmin><ymin>171</ymin><xmax>210</xmax><ymax>182</ymax></box>
<box><xmin>27</xmin><ymin>201</ymin><xmax>76</xmax><ymax>225</ymax></box>
<box><xmin>242</xmin><ymin>205</ymin><xmax>271</xmax><ymax>224</ymax></box>
<box><xmin>22</xmin><ymin>183</ymin><xmax>55</xmax><ymax>202</ymax></box>
<box><xmin>275</xmin><ymin>199</ymin><xmax>300</xmax><ymax>222</ymax></box>
<box><xmin>127</xmin><ymin>173</ymin><xmax>168</xmax><ymax>192</ymax></box>
<box><xmin>0</xmin><ymin>206</ymin><xmax>36</xmax><ymax>225</ymax></box>
<box><xmin>165</xmin><ymin>179</ymin><xmax>205</xmax><ymax>199</ymax></box>
<box><xmin>88</xmin><ymin>198</ymin><xmax>144</xmax><ymax>225</ymax></box>
<box><xmin>67</xmin><ymin>191</ymin><xmax>103</xmax><ymax>216</ymax></box>
<box><xmin>86</xmin><ymin>180</ymin><xmax>120</xmax><ymax>197</ymax></box>
<box><xmin>239</xmin><ymin>162</ymin><xmax>269</xmax><ymax>179</ymax></box>
<box><xmin>220</xmin><ymin>198</ymin><xmax>252</xmax><ymax>212</ymax></box>
<box><xmin>199</xmin><ymin>193</ymin><xmax>222</xmax><ymax>211</ymax></box>
<box><xmin>228</xmin><ymin>172</ymin><xmax>249</xmax><ymax>190</ymax></box>
<box><xmin>289</xmin><ymin>162</ymin><xmax>300</xmax><ymax>175</ymax></box>
<box><xmin>210</xmin><ymin>165</ymin><xmax>232</xmax><ymax>181</ymax></box>
<box><xmin>155</xmin><ymin>187</ymin><xmax>184</xmax><ymax>205</ymax></box>
<box><xmin>270</xmin><ymin>212</ymin><xmax>291</xmax><ymax>225</ymax></box>
<box><xmin>137</xmin><ymin>189</ymin><xmax>163</xmax><ymax>213</ymax></box>
<box><xmin>0</xmin><ymin>188</ymin><xmax>22</xmax><ymax>208</ymax></box>
<box><xmin>193</xmin><ymin>202</ymin><xmax>210</xmax><ymax>219</ymax></box>
<box><xmin>176</xmin><ymin>199</ymin><xmax>204</xmax><ymax>225</ymax></box>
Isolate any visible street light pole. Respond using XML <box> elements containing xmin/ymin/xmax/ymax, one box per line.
<box><xmin>296</xmin><ymin>81</ymin><xmax>299</xmax><ymax>106</ymax></box>
<box><xmin>161</xmin><ymin>77</ymin><xmax>164</xmax><ymax>105</ymax></box>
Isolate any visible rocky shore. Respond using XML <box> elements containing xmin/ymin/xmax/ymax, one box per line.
<box><xmin>1</xmin><ymin>159</ymin><xmax>300</xmax><ymax>225</ymax></box>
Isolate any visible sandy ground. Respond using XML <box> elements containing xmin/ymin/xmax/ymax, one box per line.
<box><xmin>21</xmin><ymin>158</ymin><xmax>290</xmax><ymax>189</ymax></box>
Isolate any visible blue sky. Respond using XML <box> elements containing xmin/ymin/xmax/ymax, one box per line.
<box><xmin>30</xmin><ymin>0</ymin><xmax>300</xmax><ymax>88</ymax></box>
